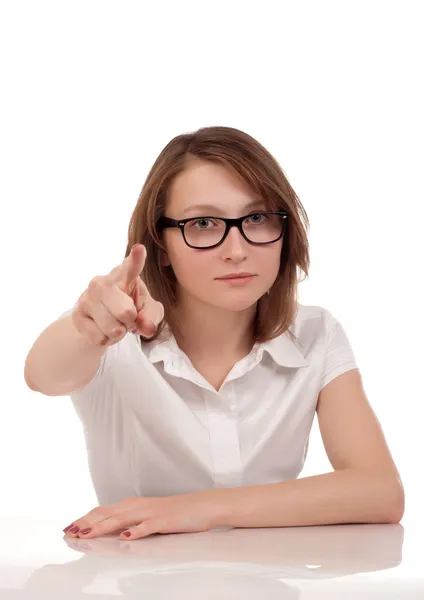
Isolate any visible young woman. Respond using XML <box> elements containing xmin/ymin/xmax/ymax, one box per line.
<box><xmin>24</xmin><ymin>126</ymin><xmax>404</xmax><ymax>541</ymax></box>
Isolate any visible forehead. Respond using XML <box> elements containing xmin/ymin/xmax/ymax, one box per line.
<box><xmin>166</xmin><ymin>160</ymin><xmax>262</xmax><ymax>214</ymax></box>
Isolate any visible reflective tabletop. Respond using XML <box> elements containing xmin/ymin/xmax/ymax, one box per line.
<box><xmin>0</xmin><ymin>514</ymin><xmax>421</xmax><ymax>599</ymax></box>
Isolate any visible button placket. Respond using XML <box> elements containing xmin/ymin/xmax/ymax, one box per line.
<box><xmin>206</xmin><ymin>384</ymin><xmax>243</xmax><ymax>488</ymax></box>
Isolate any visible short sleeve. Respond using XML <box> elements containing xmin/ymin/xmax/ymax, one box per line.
<box><xmin>319</xmin><ymin>313</ymin><xmax>358</xmax><ymax>392</ymax></box>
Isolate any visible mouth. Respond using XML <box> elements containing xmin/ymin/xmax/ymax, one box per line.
<box><xmin>216</xmin><ymin>273</ymin><xmax>255</xmax><ymax>280</ymax></box>
<box><xmin>216</xmin><ymin>274</ymin><xmax>256</xmax><ymax>284</ymax></box>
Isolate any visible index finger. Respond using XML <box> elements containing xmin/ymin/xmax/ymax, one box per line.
<box><xmin>111</xmin><ymin>244</ymin><xmax>147</xmax><ymax>292</ymax></box>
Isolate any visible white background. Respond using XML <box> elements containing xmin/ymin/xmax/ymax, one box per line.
<box><xmin>1</xmin><ymin>1</ymin><xmax>422</xmax><ymax>529</ymax></box>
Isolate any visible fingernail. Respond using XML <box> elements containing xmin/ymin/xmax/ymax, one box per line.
<box><xmin>69</xmin><ymin>526</ymin><xmax>80</xmax><ymax>534</ymax></box>
<box><xmin>63</xmin><ymin>524</ymin><xmax>74</xmax><ymax>533</ymax></box>
<box><xmin>123</xmin><ymin>531</ymin><xmax>131</xmax><ymax>537</ymax></box>
<box><xmin>79</xmin><ymin>528</ymin><xmax>92</xmax><ymax>535</ymax></box>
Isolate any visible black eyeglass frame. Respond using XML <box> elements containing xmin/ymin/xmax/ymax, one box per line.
<box><xmin>157</xmin><ymin>211</ymin><xmax>288</xmax><ymax>249</ymax></box>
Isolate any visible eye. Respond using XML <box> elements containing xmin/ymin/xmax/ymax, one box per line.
<box><xmin>190</xmin><ymin>218</ymin><xmax>217</xmax><ymax>229</ymax></box>
<box><xmin>246</xmin><ymin>213</ymin><xmax>267</xmax><ymax>224</ymax></box>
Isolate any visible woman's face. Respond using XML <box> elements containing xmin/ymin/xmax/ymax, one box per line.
<box><xmin>161</xmin><ymin>159</ymin><xmax>283</xmax><ymax>312</ymax></box>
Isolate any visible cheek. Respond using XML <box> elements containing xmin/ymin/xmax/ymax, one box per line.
<box><xmin>271</xmin><ymin>249</ymin><xmax>282</xmax><ymax>270</ymax></box>
<box><xmin>259</xmin><ymin>246</ymin><xmax>282</xmax><ymax>285</ymax></box>
<box><xmin>169</xmin><ymin>246</ymin><xmax>211</xmax><ymax>284</ymax></box>
<box><xmin>260</xmin><ymin>244</ymin><xmax>282</xmax><ymax>269</ymax></box>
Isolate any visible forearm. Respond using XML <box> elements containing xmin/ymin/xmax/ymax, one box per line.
<box><xmin>24</xmin><ymin>316</ymin><xmax>107</xmax><ymax>396</ymax></box>
<box><xmin>208</xmin><ymin>469</ymin><xmax>404</xmax><ymax>529</ymax></box>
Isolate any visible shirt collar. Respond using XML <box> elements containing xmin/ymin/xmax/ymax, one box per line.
<box><xmin>141</xmin><ymin>324</ymin><xmax>310</xmax><ymax>369</ymax></box>
<box><xmin>260</xmin><ymin>332</ymin><xmax>310</xmax><ymax>368</ymax></box>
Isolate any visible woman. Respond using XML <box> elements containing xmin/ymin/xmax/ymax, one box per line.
<box><xmin>24</xmin><ymin>125</ymin><xmax>404</xmax><ymax>541</ymax></box>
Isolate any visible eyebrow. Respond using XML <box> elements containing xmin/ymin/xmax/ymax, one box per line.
<box><xmin>181</xmin><ymin>200</ymin><xmax>266</xmax><ymax>216</ymax></box>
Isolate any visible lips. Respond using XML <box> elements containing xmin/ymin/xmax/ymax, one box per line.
<box><xmin>217</xmin><ymin>273</ymin><xmax>254</xmax><ymax>279</ymax></box>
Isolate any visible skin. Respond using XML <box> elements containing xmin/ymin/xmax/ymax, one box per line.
<box><xmin>63</xmin><ymin>160</ymin><xmax>404</xmax><ymax>541</ymax></box>
<box><xmin>63</xmin><ymin>159</ymin><xmax>286</xmax><ymax>541</ymax></box>
<box><xmin>160</xmin><ymin>158</ymin><xmax>283</xmax><ymax>362</ymax></box>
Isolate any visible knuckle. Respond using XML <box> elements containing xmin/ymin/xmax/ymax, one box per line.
<box><xmin>71</xmin><ymin>308</ymin><xmax>82</xmax><ymax>326</ymax></box>
<box><xmin>77</xmin><ymin>296</ymin><xmax>91</xmax><ymax>314</ymax></box>
<box><xmin>88</xmin><ymin>276</ymin><xmax>103</xmax><ymax>290</ymax></box>
<box><xmin>118</xmin><ymin>306</ymin><xmax>137</xmax><ymax>322</ymax></box>
<box><xmin>87</xmin><ymin>280</ymin><xmax>102</xmax><ymax>299</ymax></box>
<box><xmin>109</xmin><ymin>326</ymin><xmax>125</xmax><ymax>339</ymax></box>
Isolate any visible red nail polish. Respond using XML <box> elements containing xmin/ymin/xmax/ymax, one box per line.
<box><xmin>123</xmin><ymin>531</ymin><xmax>131</xmax><ymax>537</ymax></box>
<box><xmin>80</xmin><ymin>528</ymin><xmax>92</xmax><ymax>535</ymax></box>
<box><xmin>63</xmin><ymin>524</ymin><xmax>74</xmax><ymax>533</ymax></box>
<box><xmin>69</xmin><ymin>526</ymin><xmax>80</xmax><ymax>534</ymax></box>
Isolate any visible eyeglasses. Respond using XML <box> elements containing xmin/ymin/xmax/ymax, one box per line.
<box><xmin>158</xmin><ymin>211</ymin><xmax>288</xmax><ymax>249</ymax></box>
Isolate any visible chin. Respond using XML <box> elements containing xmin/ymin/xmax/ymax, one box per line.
<box><xmin>205</xmin><ymin>295</ymin><xmax>260</xmax><ymax>312</ymax></box>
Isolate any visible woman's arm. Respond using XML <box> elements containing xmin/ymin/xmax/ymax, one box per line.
<box><xmin>24</xmin><ymin>316</ymin><xmax>107</xmax><ymax>396</ymax></box>
<box><xmin>209</xmin><ymin>369</ymin><xmax>404</xmax><ymax>528</ymax></box>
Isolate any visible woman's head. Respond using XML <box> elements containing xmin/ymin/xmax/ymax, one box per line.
<box><xmin>125</xmin><ymin>126</ymin><xmax>310</xmax><ymax>343</ymax></box>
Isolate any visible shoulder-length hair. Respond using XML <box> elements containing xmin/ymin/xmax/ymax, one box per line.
<box><xmin>124</xmin><ymin>125</ymin><xmax>310</xmax><ymax>344</ymax></box>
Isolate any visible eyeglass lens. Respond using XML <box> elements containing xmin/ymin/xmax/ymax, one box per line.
<box><xmin>184</xmin><ymin>214</ymin><xmax>284</xmax><ymax>247</ymax></box>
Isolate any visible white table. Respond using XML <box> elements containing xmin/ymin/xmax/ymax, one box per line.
<box><xmin>0</xmin><ymin>515</ymin><xmax>421</xmax><ymax>598</ymax></box>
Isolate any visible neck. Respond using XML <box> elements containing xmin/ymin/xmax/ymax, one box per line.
<box><xmin>170</xmin><ymin>295</ymin><xmax>257</xmax><ymax>361</ymax></box>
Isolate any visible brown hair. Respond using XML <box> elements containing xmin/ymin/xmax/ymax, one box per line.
<box><xmin>124</xmin><ymin>125</ymin><xmax>310</xmax><ymax>344</ymax></box>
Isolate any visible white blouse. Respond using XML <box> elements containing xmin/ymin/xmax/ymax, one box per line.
<box><xmin>58</xmin><ymin>303</ymin><xmax>358</xmax><ymax>506</ymax></box>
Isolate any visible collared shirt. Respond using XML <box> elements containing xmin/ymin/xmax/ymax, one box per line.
<box><xmin>59</xmin><ymin>303</ymin><xmax>358</xmax><ymax>506</ymax></box>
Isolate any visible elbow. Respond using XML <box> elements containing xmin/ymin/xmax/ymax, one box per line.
<box><xmin>388</xmin><ymin>497</ymin><xmax>405</xmax><ymax>524</ymax></box>
<box><xmin>24</xmin><ymin>369</ymin><xmax>40</xmax><ymax>393</ymax></box>
<box><xmin>24</xmin><ymin>356</ymin><xmax>39</xmax><ymax>392</ymax></box>
<box><xmin>384</xmin><ymin>477</ymin><xmax>405</xmax><ymax>523</ymax></box>
<box><xmin>386</xmin><ymin>505</ymin><xmax>404</xmax><ymax>524</ymax></box>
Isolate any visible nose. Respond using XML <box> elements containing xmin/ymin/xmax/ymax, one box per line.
<box><xmin>219</xmin><ymin>224</ymin><xmax>249</xmax><ymax>261</ymax></box>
